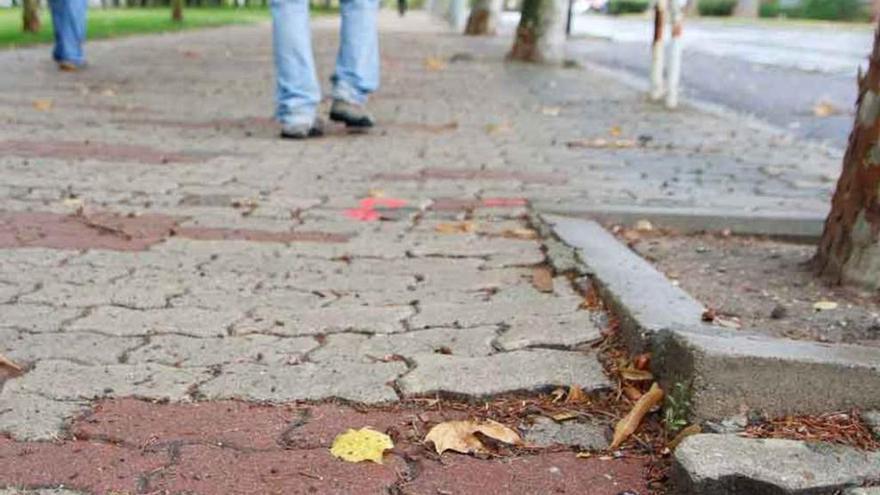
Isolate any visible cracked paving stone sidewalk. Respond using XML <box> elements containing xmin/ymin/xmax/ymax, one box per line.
<box><xmin>0</xmin><ymin>7</ymin><xmax>845</xmax><ymax>494</ymax></box>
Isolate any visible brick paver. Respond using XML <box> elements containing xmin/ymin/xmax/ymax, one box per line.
<box><xmin>0</xmin><ymin>10</ymin><xmax>840</xmax><ymax>493</ymax></box>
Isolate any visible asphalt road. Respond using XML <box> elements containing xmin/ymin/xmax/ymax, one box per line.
<box><xmin>502</xmin><ymin>13</ymin><xmax>871</xmax><ymax>149</ymax></box>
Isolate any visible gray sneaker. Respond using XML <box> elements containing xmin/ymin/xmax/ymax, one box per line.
<box><xmin>329</xmin><ymin>99</ymin><xmax>374</xmax><ymax>129</ymax></box>
<box><xmin>280</xmin><ymin>118</ymin><xmax>324</xmax><ymax>139</ymax></box>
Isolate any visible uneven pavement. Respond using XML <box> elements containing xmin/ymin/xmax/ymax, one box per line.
<box><xmin>0</xmin><ymin>10</ymin><xmax>846</xmax><ymax>494</ymax></box>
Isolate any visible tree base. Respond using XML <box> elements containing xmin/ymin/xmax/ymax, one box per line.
<box><xmin>464</xmin><ymin>9</ymin><xmax>492</xmax><ymax>35</ymax></box>
<box><xmin>507</xmin><ymin>27</ymin><xmax>539</xmax><ymax>62</ymax></box>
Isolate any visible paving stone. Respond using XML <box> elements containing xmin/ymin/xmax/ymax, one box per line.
<box><xmin>0</xmin><ymin>435</ymin><xmax>167</xmax><ymax>494</ymax></box>
<box><xmin>0</xmin><ymin>282</ymin><xmax>21</xmax><ymax>303</ymax></box>
<box><xmin>401</xmin><ymin>453</ymin><xmax>648</xmax><ymax>495</ymax></box>
<box><xmin>847</xmin><ymin>489</ymin><xmax>880</xmax><ymax>495</ymax></box>
<box><xmin>398</xmin><ymin>349</ymin><xmax>610</xmax><ymax>397</ymax></box>
<box><xmin>522</xmin><ymin>416</ymin><xmax>608</xmax><ymax>451</ymax></box>
<box><xmin>0</xmin><ymin>304</ymin><xmax>81</xmax><ymax>332</ymax></box>
<box><xmin>69</xmin><ymin>306</ymin><xmax>243</xmax><ymax>337</ymax></box>
<box><xmin>199</xmin><ymin>361</ymin><xmax>406</xmax><ymax>403</ymax></box>
<box><xmin>127</xmin><ymin>334</ymin><xmax>317</xmax><ymax>367</ymax></box>
<box><xmin>673</xmin><ymin>434</ymin><xmax>880</xmax><ymax>495</ymax></box>
<box><xmin>413</xmin><ymin>297</ymin><xmax>582</xmax><ymax>329</ymax></box>
<box><xmin>0</xmin><ymin>328</ymin><xmax>140</xmax><ymax>365</ymax></box>
<box><xmin>310</xmin><ymin>326</ymin><xmax>498</xmax><ymax>362</ymax></box>
<box><xmin>496</xmin><ymin>311</ymin><xmax>603</xmax><ymax>351</ymax></box>
<box><xmin>238</xmin><ymin>304</ymin><xmax>413</xmax><ymax>336</ymax></box>
<box><xmin>149</xmin><ymin>444</ymin><xmax>405</xmax><ymax>494</ymax></box>
<box><xmin>18</xmin><ymin>283</ymin><xmax>114</xmax><ymax>308</ymax></box>
<box><xmin>866</xmin><ymin>411</ymin><xmax>880</xmax><ymax>440</ymax></box>
<box><xmin>0</xmin><ymin>391</ymin><xmax>88</xmax><ymax>441</ymax></box>
<box><xmin>3</xmin><ymin>360</ymin><xmax>210</xmax><ymax>401</ymax></box>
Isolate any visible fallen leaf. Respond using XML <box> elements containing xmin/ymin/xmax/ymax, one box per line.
<box><xmin>813</xmin><ymin>300</ymin><xmax>838</xmax><ymax>311</ymax></box>
<box><xmin>622</xmin><ymin>385</ymin><xmax>643</xmax><ymax>401</ymax></box>
<box><xmin>701</xmin><ymin>308</ymin><xmax>717</xmax><ymax>322</ymax></box>
<box><xmin>633</xmin><ymin>353</ymin><xmax>651</xmax><ymax>370</ymax></box>
<box><xmin>633</xmin><ymin>219</ymin><xmax>654</xmax><ymax>232</ymax></box>
<box><xmin>32</xmin><ymin>99</ymin><xmax>53</xmax><ymax>111</ymax></box>
<box><xmin>425</xmin><ymin>420</ymin><xmax>522</xmax><ymax>455</ymax></box>
<box><xmin>668</xmin><ymin>424</ymin><xmax>701</xmax><ymax>450</ymax></box>
<box><xmin>435</xmin><ymin>221</ymin><xmax>477</xmax><ymax>234</ymax></box>
<box><xmin>330</xmin><ymin>427</ymin><xmax>394</xmax><ymax>464</ymax></box>
<box><xmin>485</xmin><ymin>122</ymin><xmax>512</xmax><ymax>135</ymax></box>
<box><xmin>62</xmin><ymin>197</ymin><xmax>84</xmax><ymax>209</ymax></box>
<box><xmin>101</xmin><ymin>88</ymin><xmax>116</xmax><ymax>97</ymax></box>
<box><xmin>813</xmin><ymin>101</ymin><xmax>841</xmax><ymax>117</ymax></box>
<box><xmin>609</xmin><ymin>125</ymin><xmax>622</xmax><ymax>137</ymax></box>
<box><xmin>566</xmin><ymin>385</ymin><xmax>588</xmax><ymax>404</ymax></box>
<box><xmin>550</xmin><ymin>387</ymin><xmax>567</xmax><ymax>403</ymax></box>
<box><xmin>368</xmin><ymin>189</ymin><xmax>385</xmax><ymax>198</ymax></box>
<box><xmin>714</xmin><ymin>315</ymin><xmax>742</xmax><ymax>329</ymax></box>
<box><xmin>0</xmin><ymin>353</ymin><xmax>23</xmax><ymax>373</ymax></box>
<box><xmin>541</xmin><ymin>106</ymin><xmax>561</xmax><ymax>116</ymax></box>
<box><xmin>425</xmin><ymin>57</ymin><xmax>447</xmax><ymax>71</ymax></box>
<box><xmin>619</xmin><ymin>368</ymin><xmax>653</xmax><ymax>382</ymax></box>
<box><xmin>566</xmin><ymin>138</ymin><xmax>637</xmax><ymax>149</ymax></box>
<box><xmin>575</xmin><ymin>452</ymin><xmax>593</xmax><ymax>459</ymax></box>
<box><xmin>550</xmin><ymin>411</ymin><xmax>580</xmax><ymax>422</ymax></box>
<box><xmin>531</xmin><ymin>267</ymin><xmax>554</xmax><ymax>293</ymax></box>
<box><xmin>610</xmin><ymin>382</ymin><xmax>664</xmax><ymax>450</ymax></box>
<box><xmin>500</xmin><ymin>227</ymin><xmax>538</xmax><ymax>240</ymax></box>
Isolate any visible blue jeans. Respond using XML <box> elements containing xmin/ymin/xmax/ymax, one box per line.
<box><xmin>49</xmin><ymin>0</ymin><xmax>88</xmax><ymax>66</ymax></box>
<box><xmin>271</xmin><ymin>0</ymin><xmax>380</xmax><ymax>125</ymax></box>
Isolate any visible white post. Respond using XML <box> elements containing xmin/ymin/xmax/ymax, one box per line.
<box><xmin>451</xmin><ymin>0</ymin><xmax>468</xmax><ymax>32</ymax></box>
<box><xmin>649</xmin><ymin>0</ymin><xmax>667</xmax><ymax>101</ymax></box>
<box><xmin>665</xmin><ymin>0</ymin><xmax>684</xmax><ymax>108</ymax></box>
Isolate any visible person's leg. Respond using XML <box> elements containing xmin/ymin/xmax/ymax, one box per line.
<box><xmin>271</xmin><ymin>0</ymin><xmax>321</xmax><ymax>130</ymax></box>
<box><xmin>331</xmin><ymin>0</ymin><xmax>380</xmax><ymax>106</ymax></box>
<box><xmin>48</xmin><ymin>0</ymin><xmax>88</xmax><ymax>67</ymax></box>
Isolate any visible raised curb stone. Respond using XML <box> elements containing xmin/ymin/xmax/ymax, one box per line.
<box><xmin>398</xmin><ymin>349</ymin><xmax>611</xmax><ymax>397</ymax></box>
<box><xmin>0</xmin><ymin>391</ymin><xmax>87</xmax><ymax>441</ymax></box>
<box><xmin>673</xmin><ymin>434</ymin><xmax>880</xmax><ymax>495</ymax></box>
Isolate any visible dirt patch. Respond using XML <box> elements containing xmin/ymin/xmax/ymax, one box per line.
<box><xmin>629</xmin><ymin>233</ymin><xmax>880</xmax><ymax>346</ymax></box>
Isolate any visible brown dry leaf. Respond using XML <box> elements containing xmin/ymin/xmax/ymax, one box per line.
<box><xmin>425</xmin><ymin>420</ymin><xmax>522</xmax><ymax>455</ymax></box>
<box><xmin>368</xmin><ymin>189</ymin><xmax>385</xmax><ymax>198</ymax></box>
<box><xmin>609</xmin><ymin>125</ymin><xmax>622</xmax><ymax>137</ymax></box>
<box><xmin>668</xmin><ymin>424</ymin><xmax>702</xmax><ymax>450</ymax></box>
<box><xmin>550</xmin><ymin>411</ymin><xmax>580</xmax><ymax>422</ymax></box>
<box><xmin>531</xmin><ymin>267</ymin><xmax>554</xmax><ymax>293</ymax></box>
<box><xmin>619</xmin><ymin>368</ymin><xmax>653</xmax><ymax>382</ymax></box>
<box><xmin>501</xmin><ymin>227</ymin><xmax>538</xmax><ymax>240</ymax></box>
<box><xmin>566</xmin><ymin>138</ymin><xmax>637</xmax><ymax>149</ymax></box>
<box><xmin>425</xmin><ymin>57</ymin><xmax>447</xmax><ymax>71</ymax></box>
<box><xmin>566</xmin><ymin>385</ymin><xmax>588</xmax><ymax>404</ymax></box>
<box><xmin>32</xmin><ymin>99</ymin><xmax>53</xmax><ymax>112</ymax></box>
<box><xmin>622</xmin><ymin>385</ymin><xmax>643</xmax><ymax>401</ymax></box>
<box><xmin>0</xmin><ymin>353</ymin><xmax>23</xmax><ymax>373</ymax></box>
<box><xmin>633</xmin><ymin>353</ymin><xmax>651</xmax><ymax>370</ymax></box>
<box><xmin>610</xmin><ymin>382</ymin><xmax>664</xmax><ymax>450</ymax></box>
<box><xmin>435</xmin><ymin>221</ymin><xmax>477</xmax><ymax>234</ymax></box>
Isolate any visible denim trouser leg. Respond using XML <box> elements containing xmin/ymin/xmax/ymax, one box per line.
<box><xmin>48</xmin><ymin>0</ymin><xmax>88</xmax><ymax>66</ymax></box>
<box><xmin>331</xmin><ymin>0</ymin><xmax>380</xmax><ymax>105</ymax></box>
<box><xmin>272</xmin><ymin>0</ymin><xmax>321</xmax><ymax>125</ymax></box>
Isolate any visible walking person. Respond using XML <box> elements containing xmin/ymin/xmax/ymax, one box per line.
<box><xmin>272</xmin><ymin>0</ymin><xmax>380</xmax><ymax>139</ymax></box>
<box><xmin>48</xmin><ymin>0</ymin><xmax>88</xmax><ymax>71</ymax></box>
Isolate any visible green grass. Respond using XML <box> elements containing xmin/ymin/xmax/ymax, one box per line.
<box><xmin>0</xmin><ymin>7</ymin><xmax>331</xmax><ymax>49</ymax></box>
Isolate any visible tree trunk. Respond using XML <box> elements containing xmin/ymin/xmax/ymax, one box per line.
<box><xmin>733</xmin><ymin>0</ymin><xmax>758</xmax><ymax>17</ymax></box>
<box><xmin>22</xmin><ymin>0</ymin><xmax>40</xmax><ymax>33</ymax></box>
<box><xmin>465</xmin><ymin>0</ymin><xmax>502</xmax><ymax>35</ymax></box>
<box><xmin>508</xmin><ymin>0</ymin><xmax>566</xmax><ymax>63</ymax></box>
<box><xmin>172</xmin><ymin>0</ymin><xmax>184</xmax><ymax>21</ymax></box>
<box><xmin>814</xmin><ymin>21</ymin><xmax>880</xmax><ymax>289</ymax></box>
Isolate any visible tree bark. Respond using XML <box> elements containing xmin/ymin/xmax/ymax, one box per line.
<box><xmin>465</xmin><ymin>0</ymin><xmax>502</xmax><ymax>35</ymax></box>
<box><xmin>508</xmin><ymin>0</ymin><xmax>566</xmax><ymax>63</ymax></box>
<box><xmin>814</xmin><ymin>21</ymin><xmax>880</xmax><ymax>289</ymax></box>
<box><xmin>172</xmin><ymin>0</ymin><xmax>184</xmax><ymax>22</ymax></box>
<box><xmin>22</xmin><ymin>0</ymin><xmax>40</xmax><ymax>33</ymax></box>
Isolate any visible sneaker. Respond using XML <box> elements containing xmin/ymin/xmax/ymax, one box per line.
<box><xmin>57</xmin><ymin>61</ymin><xmax>81</xmax><ymax>72</ymax></box>
<box><xmin>329</xmin><ymin>99</ymin><xmax>374</xmax><ymax>129</ymax></box>
<box><xmin>280</xmin><ymin>118</ymin><xmax>324</xmax><ymax>139</ymax></box>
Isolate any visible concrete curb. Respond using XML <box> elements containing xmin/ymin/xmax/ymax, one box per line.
<box><xmin>534</xmin><ymin>203</ymin><xmax>827</xmax><ymax>243</ymax></box>
<box><xmin>540</xmin><ymin>213</ymin><xmax>880</xmax><ymax>420</ymax></box>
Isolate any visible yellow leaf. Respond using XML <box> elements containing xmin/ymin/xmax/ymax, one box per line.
<box><xmin>619</xmin><ymin>368</ymin><xmax>653</xmax><ymax>382</ymax></box>
<box><xmin>330</xmin><ymin>427</ymin><xmax>394</xmax><ymax>464</ymax></box>
<box><xmin>813</xmin><ymin>300</ymin><xmax>838</xmax><ymax>311</ymax></box>
<box><xmin>813</xmin><ymin>101</ymin><xmax>840</xmax><ymax>117</ymax></box>
<box><xmin>550</xmin><ymin>411</ymin><xmax>579</xmax><ymax>422</ymax></box>
<box><xmin>566</xmin><ymin>385</ymin><xmax>588</xmax><ymax>404</ymax></box>
<box><xmin>567</xmin><ymin>138</ymin><xmax>637</xmax><ymax>149</ymax></box>
<box><xmin>541</xmin><ymin>106</ymin><xmax>561</xmax><ymax>116</ymax></box>
<box><xmin>32</xmin><ymin>99</ymin><xmax>53</xmax><ymax>112</ymax></box>
<box><xmin>667</xmin><ymin>424</ymin><xmax>701</xmax><ymax>450</ymax></box>
<box><xmin>609</xmin><ymin>125</ymin><xmax>622</xmax><ymax>137</ymax></box>
<box><xmin>575</xmin><ymin>452</ymin><xmax>593</xmax><ymax>459</ymax></box>
<box><xmin>425</xmin><ymin>419</ymin><xmax>522</xmax><ymax>455</ymax></box>
<box><xmin>425</xmin><ymin>57</ymin><xmax>447</xmax><ymax>71</ymax></box>
<box><xmin>501</xmin><ymin>227</ymin><xmax>538</xmax><ymax>240</ymax></box>
<box><xmin>485</xmin><ymin>122</ymin><xmax>512</xmax><ymax>135</ymax></box>
<box><xmin>610</xmin><ymin>382</ymin><xmax>664</xmax><ymax>450</ymax></box>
